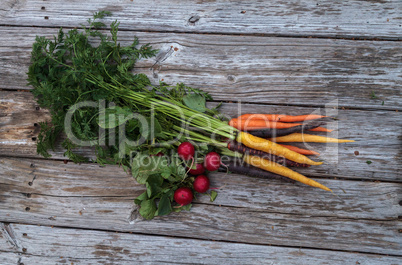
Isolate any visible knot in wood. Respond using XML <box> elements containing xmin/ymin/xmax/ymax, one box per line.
<box><xmin>188</xmin><ymin>15</ymin><xmax>200</xmax><ymax>24</ymax></box>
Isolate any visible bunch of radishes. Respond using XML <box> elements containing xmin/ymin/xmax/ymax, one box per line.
<box><xmin>174</xmin><ymin>142</ymin><xmax>221</xmax><ymax>206</ymax></box>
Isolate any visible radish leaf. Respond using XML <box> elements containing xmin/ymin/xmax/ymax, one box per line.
<box><xmin>183</xmin><ymin>93</ymin><xmax>206</xmax><ymax>112</ymax></box>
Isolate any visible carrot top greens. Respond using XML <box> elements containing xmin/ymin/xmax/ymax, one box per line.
<box><xmin>27</xmin><ymin>11</ymin><xmax>221</xmax><ymax>165</ymax></box>
<box><xmin>27</xmin><ymin>11</ymin><xmax>224</xmax><ymax>218</ymax></box>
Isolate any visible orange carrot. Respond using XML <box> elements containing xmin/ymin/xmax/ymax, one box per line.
<box><xmin>237</xmin><ymin>114</ymin><xmax>327</xmax><ymax>122</ymax></box>
<box><xmin>309</xmin><ymin>127</ymin><xmax>333</xmax><ymax>133</ymax></box>
<box><xmin>229</xmin><ymin>118</ymin><xmax>331</xmax><ymax>132</ymax></box>
<box><xmin>270</xmin><ymin>133</ymin><xmax>355</xmax><ymax>143</ymax></box>
<box><xmin>229</xmin><ymin>118</ymin><xmax>303</xmax><ymax>130</ymax></box>
<box><xmin>237</xmin><ymin>114</ymin><xmax>282</xmax><ymax>122</ymax></box>
<box><xmin>243</xmin><ymin>154</ymin><xmax>331</xmax><ymax>192</ymax></box>
<box><xmin>279</xmin><ymin>144</ymin><xmax>320</xmax><ymax>156</ymax></box>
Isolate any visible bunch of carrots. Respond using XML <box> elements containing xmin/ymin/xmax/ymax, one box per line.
<box><xmin>214</xmin><ymin>113</ymin><xmax>355</xmax><ymax>192</ymax></box>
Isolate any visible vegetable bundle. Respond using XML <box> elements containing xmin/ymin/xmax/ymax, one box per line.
<box><xmin>28</xmin><ymin>12</ymin><xmax>354</xmax><ymax>220</ymax></box>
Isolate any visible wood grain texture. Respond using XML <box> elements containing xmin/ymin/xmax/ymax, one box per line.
<box><xmin>0</xmin><ymin>252</ymin><xmax>19</xmax><ymax>265</ymax></box>
<box><xmin>1</xmin><ymin>27</ymin><xmax>401</xmax><ymax>110</ymax></box>
<box><xmin>0</xmin><ymin>223</ymin><xmax>400</xmax><ymax>265</ymax></box>
<box><xmin>0</xmin><ymin>0</ymin><xmax>401</xmax><ymax>39</ymax></box>
<box><xmin>1</xmin><ymin>157</ymin><xmax>401</xmax><ymax>220</ymax></box>
<box><xmin>0</xmin><ymin>222</ymin><xmax>22</xmax><ymax>253</ymax></box>
<box><xmin>0</xmin><ymin>157</ymin><xmax>401</xmax><ymax>255</ymax></box>
<box><xmin>1</xmin><ymin>91</ymin><xmax>401</xmax><ymax>182</ymax></box>
<box><xmin>1</xmin><ymin>0</ymin><xmax>401</xmax><ymax>261</ymax></box>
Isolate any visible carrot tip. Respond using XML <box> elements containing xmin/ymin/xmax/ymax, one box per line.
<box><xmin>312</xmin><ymin>161</ymin><xmax>324</xmax><ymax>166</ymax></box>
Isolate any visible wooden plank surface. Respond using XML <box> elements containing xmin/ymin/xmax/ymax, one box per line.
<box><xmin>1</xmin><ymin>1</ymin><xmax>401</xmax><ymax>261</ymax></box>
<box><xmin>1</xmin><ymin>27</ymin><xmax>401</xmax><ymax>110</ymax></box>
<box><xmin>1</xmin><ymin>157</ymin><xmax>401</xmax><ymax>220</ymax></box>
<box><xmin>1</xmin><ymin>157</ymin><xmax>401</xmax><ymax>255</ymax></box>
<box><xmin>0</xmin><ymin>252</ymin><xmax>19</xmax><ymax>265</ymax></box>
<box><xmin>0</xmin><ymin>0</ymin><xmax>401</xmax><ymax>40</ymax></box>
<box><xmin>1</xmin><ymin>91</ymin><xmax>401</xmax><ymax>182</ymax></box>
<box><xmin>0</xmin><ymin>223</ymin><xmax>22</xmax><ymax>253</ymax></box>
<box><xmin>0</xmin><ymin>223</ymin><xmax>399</xmax><ymax>265</ymax></box>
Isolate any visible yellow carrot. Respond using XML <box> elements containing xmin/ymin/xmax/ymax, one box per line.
<box><xmin>236</xmin><ymin>131</ymin><xmax>323</xmax><ymax>166</ymax></box>
<box><xmin>270</xmin><ymin>133</ymin><xmax>355</xmax><ymax>143</ymax></box>
<box><xmin>243</xmin><ymin>154</ymin><xmax>331</xmax><ymax>192</ymax></box>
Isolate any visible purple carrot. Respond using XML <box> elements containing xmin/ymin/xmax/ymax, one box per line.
<box><xmin>246</xmin><ymin>123</ymin><xmax>322</xmax><ymax>138</ymax></box>
<box><xmin>219</xmin><ymin>160</ymin><xmax>295</xmax><ymax>183</ymax></box>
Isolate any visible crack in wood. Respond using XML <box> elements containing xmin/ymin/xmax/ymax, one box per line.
<box><xmin>127</xmin><ymin>205</ymin><xmax>142</xmax><ymax>224</ymax></box>
<box><xmin>0</xmin><ymin>222</ymin><xmax>22</xmax><ymax>251</ymax></box>
<box><xmin>150</xmin><ymin>46</ymin><xmax>174</xmax><ymax>72</ymax></box>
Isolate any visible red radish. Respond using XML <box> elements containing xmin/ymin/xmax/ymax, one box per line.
<box><xmin>177</xmin><ymin>142</ymin><xmax>195</xmax><ymax>160</ymax></box>
<box><xmin>174</xmin><ymin>187</ymin><xmax>193</xmax><ymax>206</ymax></box>
<box><xmin>204</xmin><ymin>152</ymin><xmax>220</xmax><ymax>171</ymax></box>
<box><xmin>188</xmin><ymin>163</ymin><xmax>205</xmax><ymax>175</ymax></box>
<box><xmin>193</xmin><ymin>175</ymin><xmax>210</xmax><ymax>193</ymax></box>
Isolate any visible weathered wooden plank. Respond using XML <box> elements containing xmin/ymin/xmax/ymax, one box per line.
<box><xmin>1</xmin><ymin>27</ymin><xmax>401</xmax><ymax>110</ymax></box>
<box><xmin>0</xmin><ymin>252</ymin><xmax>19</xmax><ymax>265</ymax></box>
<box><xmin>1</xmin><ymin>91</ymin><xmax>401</xmax><ymax>181</ymax></box>
<box><xmin>0</xmin><ymin>223</ymin><xmax>399</xmax><ymax>265</ymax></box>
<box><xmin>1</xmin><ymin>192</ymin><xmax>401</xmax><ymax>255</ymax></box>
<box><xmin>1</xmin><ymin>157</ymin><xmax>401</xmax><ymax>220</ymax></box>
<box><xmin>0</xmin><ymin>222</ymin><xmax>23</xmax><ymax>254</ymax></box>
<box><xmin>0</xmin><ymin>0</ymin><xmax>401</xmax><ymax>39</ymax></box>
<box><xmin>0</xmin><ymin>158</ymin><xmax>401</xmax><ymax>255</ymax></box>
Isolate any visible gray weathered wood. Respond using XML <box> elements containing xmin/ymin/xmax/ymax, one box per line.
<box><xmin>1</xmin><ymin>157</ymin><xmax>401</xmax><ymax>220</ymax></box>
<box><xmin>1</xmin><ymin>91</ymin><xmax>401</xmax><ymax>182</ymax></box>
<box><xmin>0</xmin><ymin>0</ymin><xmax>401</xmax><ymax>39</ymax></box>
<box><xmin>1</xmin><ymin>0</ymin><xmax>401</xmax><ymax>261</ymax></box>
<box><xmin>0</xmin><ymin>222</ymin><xmax>21</xmax><ymax>253</ymax></box>
<box><xmin>0</xmin><ymin>157</ymin><xmax>401</xmax><ymax>255</ymax></box>
<box><xmin>1</xmin><ymin>27</ymin><xmax>401</xmax><ymax>110</ymax></box>
<box><xmin>0</xmin><ymin>223</ymin><xmax>400</xmax><ymax>265</ymax></box>
<box><xmin>0</xmin><ymin>252</ymin><xmax>20</xmax><ymax>265</ymax></box>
